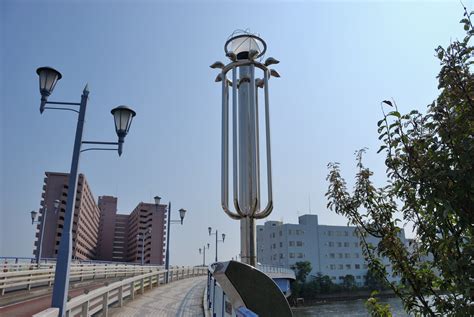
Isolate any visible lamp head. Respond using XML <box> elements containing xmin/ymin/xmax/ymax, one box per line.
<box><xmin>178</xmin><ymin>208</ymin><xmax>186</xmax><ymax>224</ymax></box>
<box><xmin>208</xmin><ymin>227</ymin><xmax>212</xmax><ymax>235</ymax></box>
<box><xmin>36</xmin><ymin>66</ymin><xmax>62</xmax><ymax>113</ymax></box>
<box><xmin>53</xmin><ymin>199</ymin><xmax>60</xmax><ymax>209</ymax></box>
<box><xmin>199</xmin><ymin>248</ymin><xmax>202</xmax><ymax>254</ymax></box>
<box><xmin>225</xmin><ymin>31</ymin><xmax>266</xmax><ymax>61</ymax></box>
<box><xmin>222</xmin><ymin>233</ymin><xmax>226</xmax><ymax>242</ymax></box>
<box><xmin>207</xmin><ymin>243</ymin><xmax>210</xmax><ymax>249</ymax></box>
<box><xmin>30</xmin><ymin>210</ymin><xmax>37</xmax><ymax>224</ymax></box>
<box><xmin>111</xmin><ymin>105</ymin><xmax>136</xmax><ymax>156</ymax></box>
<box><xmin>154</xmin><ymin>196</ymin><xmax>161</xmax><ymax>205</ymax></box>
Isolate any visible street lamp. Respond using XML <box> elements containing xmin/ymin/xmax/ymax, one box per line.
<box><xmin>36</xmin><ymin>66</ymin><xmax>136</xmax><ymax>317</ymax></box>
<box><xmin>208</xmin><ymin>227</ymin><xmax>225</xmax><ymax>262</ymax></box>
<box><xmin>136</xmin><ymin>229</ymin><xmax>152</xmax><ymax>265</ymax></box>
<box><xmin>211</xmin><ymin>31</ymin><xmax>279</xmax><ymax>266</ymax></box>
<box><xmin>156</xmin><ymin>196</ymin><xmax>187</xmax><ymax>282</ymax></box>
<box><xmin>199</xmin><ymin>243</ymin><xmax>210</xmax><ymax>266</ymax></box>
<box><xmin>30</xmin><ymin>199</ymin><xmax>60</xmax><ymax>266</ymax></box>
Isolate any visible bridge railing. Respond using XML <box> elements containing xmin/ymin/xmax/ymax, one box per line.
<box><xmin>0</xmin><ymin>262</ymin><xmax>164</xmax><ymax>295</ymax></box>
<box><xmin>0</xmin><ymin>257</ymin><xmax>161</xmax><ymax>272</ymax></box>
<box><xmin>32</xmin><ymin>266</ymin><xmax>207</xmax><ymax>317</ymax></box>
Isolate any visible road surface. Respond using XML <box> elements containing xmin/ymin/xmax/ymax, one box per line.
<box><xmin>109</xmin><ymin>276</ymin><xmax>206</xmax><ymax>317</ymax></box>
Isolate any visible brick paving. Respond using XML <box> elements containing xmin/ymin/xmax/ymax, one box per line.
<box><xmin>109</xmin><ymin>276</ymin><xmax>206</xmax><ymax>317</ymax></box>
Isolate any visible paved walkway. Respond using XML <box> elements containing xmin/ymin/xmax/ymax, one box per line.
<box><xmin>109</xmin><ymin>276</ymin><xmax>206</xmax><ymax>317</ymax></box>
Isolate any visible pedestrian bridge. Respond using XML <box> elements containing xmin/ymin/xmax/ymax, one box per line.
<box><xmin>0</xmin><ymin>257</ymin><xmax>295</xmax><ymax>316</ymax></box>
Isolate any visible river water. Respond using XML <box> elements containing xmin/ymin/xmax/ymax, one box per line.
<box><xmin>292</xmin><ymin>297</ymin><xmax>410</xmax><ymax>317</ymax></box>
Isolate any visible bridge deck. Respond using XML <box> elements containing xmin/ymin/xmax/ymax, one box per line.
<box><xmin>109</xmin><ymin>276</ymin><xmax>206</xmax><ymax>317</ymax></box>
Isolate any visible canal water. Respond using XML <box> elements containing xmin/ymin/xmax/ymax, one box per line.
<box><xmin>292</xmin><ymin>297</ymin><xmax>410</xmax><ymax>317</ymax></box>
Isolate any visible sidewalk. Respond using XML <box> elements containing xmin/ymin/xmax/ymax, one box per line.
<box><xmin>109</xmin><ymin>276</ymin><xmax>206</xmax><ymax>317</ymax></box>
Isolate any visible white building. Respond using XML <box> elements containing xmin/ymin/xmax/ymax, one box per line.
<box><xmin>256</xmin><ymin>214</ymin><xmax>406</xmax><ymax>286</ymax></box>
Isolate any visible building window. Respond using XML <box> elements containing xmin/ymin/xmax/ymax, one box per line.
<box><xmin>288</xmin><ymin>229</ymin><xmax>292</xmax><ymax>235</ymax></box>
<box><xmin>338</xmin><ymin>253</ymin><xmax>343</xmax><ymax>258</ymax></box>
<box><xmin>289</xmin><ymin>241</ymin><xmax>295</xmax><ymax>247</ymax></box>
<box><xmin>328</xmin><ymin>241</ymin><xmax>334</xmax><ymax>247</ymax></box>
<box><xmin>279</xmin><ymin>230</ymin><xmax>282</xmax><ymax>236</ymax></box>
<box><xmin>338</xmin><ymin>264</ymin><xmax>343</xmax><ymax>270</ymax></box>
<box><xmin>346</xmin><ymin>264</ymin><xmax>351</xmax><ymax>270</ymax></box>
<box><xmin>344</xmin><ymin>231</ymin><xmax>349</xmax><ymax>236</ymax></box>
<box><xmin>331</xmin><ymin>276</ymin><xmax>336</xmax><ymax>280</ymax></box>
<box><xmin>297</xmin><ymin>253</ymin><xmax>304</xmax><ymax>258</ymax></box>
<box><xmin>296</xmin><ymin>241</ymin><xmax>303</xmax><ymax>247</ymax></box>
<box><xmin>329</xmin><ymin>253</ymin><xmax>335</xmax><ymax>258</ymax></box>
<box><xmin>339</xmin><ymin>276</ymin><xmax>344</xmax><ymax>280</ymax></box>
<box><xmin>289</xmin><ymin>253</ymin><xmax>295</xmax><ymax>258</ymax></box>
<box><xmin>344</xmin><ymin>242</ymin><xmax>349</xmax><ymax>247</ymax></box>
<box><xmin>330</xmin><ymin>264</ymin><xmax>336</xmax><ymax>270</ymax></box>
<box><xmin>327</xmin><ymin>231</ymin><xmax>332</xmax><ymax>236</ymax></box>
<box><xmin>345</xmin><ymin>253</ymin><xmax>351</xmax><ymax>258</ymax></box>
<box><xmin>354</xmin><ymin>253</ymin><xmax>360</xmax><ymax>258</ymax></box>
<box><xmin>356</xmin><ymin>275</ymin><xmax>361</xmax><ymax>279</ymax></box>
<box><xmin>279</xmin><ymin>253</ymin><xmax>284</xmax><ymax>259</ymax></box>
<box><xmin>279</xmin><ymin>242</ymin><xmax>283</xmax><ymax>248</ymax></box>
<box><xmin>337</xmin><ymin>242</ymin><xmax>342</xmax><ymax>247</ymax></box>
<box><xmin>355</xmin><ymin>264</ymin><xmax>361</xmax><ymax>269</ymax></box>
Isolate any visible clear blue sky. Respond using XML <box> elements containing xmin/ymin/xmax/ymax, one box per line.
<box><xmin>0</xmin><ymin>0</ymin><xmax>464</xmax><ymax>265</ymax></box>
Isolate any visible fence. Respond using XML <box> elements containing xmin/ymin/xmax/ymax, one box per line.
<box><xmin>0</xmin><ymin>262</ymin><xmax>164</xmax><ymax>295</ymax></box>
<box><xmin>32</xmin><ymin>266</ymin><xmax>207</xmax><ymax>317</ymax></box>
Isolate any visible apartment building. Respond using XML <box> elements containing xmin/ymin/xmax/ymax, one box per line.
<box><xmin>257</xmin><ymin>214</ymin><xmax>406</xmax><ymax>285</ymax></box>
<box><xmin>34</xmin><ymin>172</ymin><xmax>166</xmax><ymax>265</ymax></box>
<box><xmin>34</xmin><ymin>172</ymin><xmax>100</xmax><ymax>260</ymax></box>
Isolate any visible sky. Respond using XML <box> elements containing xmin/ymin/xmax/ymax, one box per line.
<box><xmin>0</xmin><ymin>0</ymin><xmax>466</xmax><ymax>265</ymax></box>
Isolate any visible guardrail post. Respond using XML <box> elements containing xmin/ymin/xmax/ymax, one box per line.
<box><xmin>130</xmin><ymin>281</ymin><xmax>135</xmax><ymax>300</ymax></box>
<box><xmin>27</xmin><ymin>273</ymin><xmax>32</xmax><ymax>290</ymax></box>
<box><xmin>118</xmin><ymin>285</ymin><xmax>123</xmax><ymax>307</ymax></box>
<box><xmin>140</xmin><ymin>278</ymin><xmax>144</xmax><ymax>294</ymax></box>
<box><xmin>80</xmin><ymin>264</ymin><xmax>84</xmax><ymax>281</ymax></box>
<box><xmin>102</xmin><ymin>292</ymin><xmax>109</xmax><ymax>316</ymax></box>
<box><xmin>81</xmin><ymin>301</ymin><xmax>89</xmax><ymax>316</ymax></box>
<box><xmin>149</xmin><ymin>276</ymin><xmax>153</xmax><ymax>289</ymax></box>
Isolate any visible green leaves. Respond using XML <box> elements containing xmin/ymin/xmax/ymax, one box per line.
<box><xmin>326</xmin><ymin>8</ymin><xmax>474</xmax><ymax>317</ymax></box>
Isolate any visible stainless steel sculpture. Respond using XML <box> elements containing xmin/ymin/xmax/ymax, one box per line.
<box><xmin>212</xmin><ymin>31</ymin><xmax>280</xmax><ymax>266</ymax></box>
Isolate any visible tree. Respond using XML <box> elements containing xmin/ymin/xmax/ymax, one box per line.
<box><xmin>291</xmin><ymin>261</ymin><xmax>312</xmax><ymax>283</ymax></box>
<box><xmin>365</xmin><ymin>267</ymin><xmax>388</xmax><ymax>291</ymax></box>
<box><xmin>342</xmin><ymin>274</ymin><xmax>357</xmax><ymax>290</ymax></box>
<box><xmin>326</xmin><ymin>8</ymin><xmax>474</xmax><ymax>317</ymax></box>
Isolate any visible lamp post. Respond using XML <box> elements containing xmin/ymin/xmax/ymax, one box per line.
<box><xmin>211</xmin><ymin>31</ymin><xmax>279</xmax><ymax>266</ymax></box>
<box><xmin>208</xmin><ymin>227</ymin><xmax>225</xmax><ymax>262</ymax></box>
<box><xmin>155</xmin><ymin>196</ymin><xmax>187</xmax><ymax>283</ymax></box>
<box><xmin>199</xmin><ymin>243</ymin><xmax>210</xmax><ymax>266</ymax></box>
<box><xmin>136</xmin><ymin>229</ymin><xmax>152</xmax><ymax>265</ymax></box>
<box><xmin>30</xmin><ymin>199</ymin><xmax>60</xmax><ymax>266</ymax></box>
<box><xmin>36</xmin><ymin>66</ymin><xmax>136</xmax><ymax>317</ymax></box>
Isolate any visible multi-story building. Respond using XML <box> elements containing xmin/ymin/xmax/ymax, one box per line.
<box><xmin>35</xmin><ymin>172</ymin><xmax>166</xmax><ymax>265</ymax></box>
<box><xmin>34</xmin><ymin>172</ymin><xmax>101</xmax><ymax>260</ymax></box>
<box><xmin>257</xmin><ymin>214</ymin><xmax>406</xmax><ymax>286</ymax></box>
<box><xmin>125</xmin><ymin>202</ymin><xmax>167</xmax><ymax>264</ymax></box>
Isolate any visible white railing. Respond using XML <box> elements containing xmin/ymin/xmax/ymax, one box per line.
<box><xmin>0</xmin><ymin>262</ymin><xmax>164</xmax><ymax>295</ymax></box>
<box><xmin>0</xmin><ymin>257</ymin><xmax>159</xmax><ymax>272</ymax></box>
<box><xmin>33</xmin><ymin>266</ymin><xmax>207</xmax><ymax>317</ymax></box>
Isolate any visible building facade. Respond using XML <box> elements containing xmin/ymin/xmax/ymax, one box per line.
<box><xmin>35</xmin><ymin>172</ymin><xmax>166</xmax><ymax>265</ymax></box>
<box><xmin>34</xmin><ymin>172</ymin><xmax>101</xmax><ymax>260</ymax></box>
<box><xmin>257</xmin><ymin>214</ymin><xmax>406</xmax><ymax>286</ymax></box>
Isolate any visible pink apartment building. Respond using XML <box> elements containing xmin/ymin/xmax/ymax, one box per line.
<box><xmin>34</xmin><ymin>172</ymin><xmax>167</xmax><ymax>265</ymax></box>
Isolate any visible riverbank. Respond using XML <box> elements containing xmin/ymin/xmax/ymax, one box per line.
<box><xmin>291</xmin><ymin>289</ymin><xmax>396</xmax><ymax>307</ymax></box>
<box><xmin>292</xmin><ymin>296</ymin><xmax>410</xmax><ymax>317</ymax></box>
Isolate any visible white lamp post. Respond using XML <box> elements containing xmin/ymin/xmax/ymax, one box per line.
<box><xmin>211</xmin><ymin>31</ymin><xmax>280</xmax><ymax>266</ymax></box>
